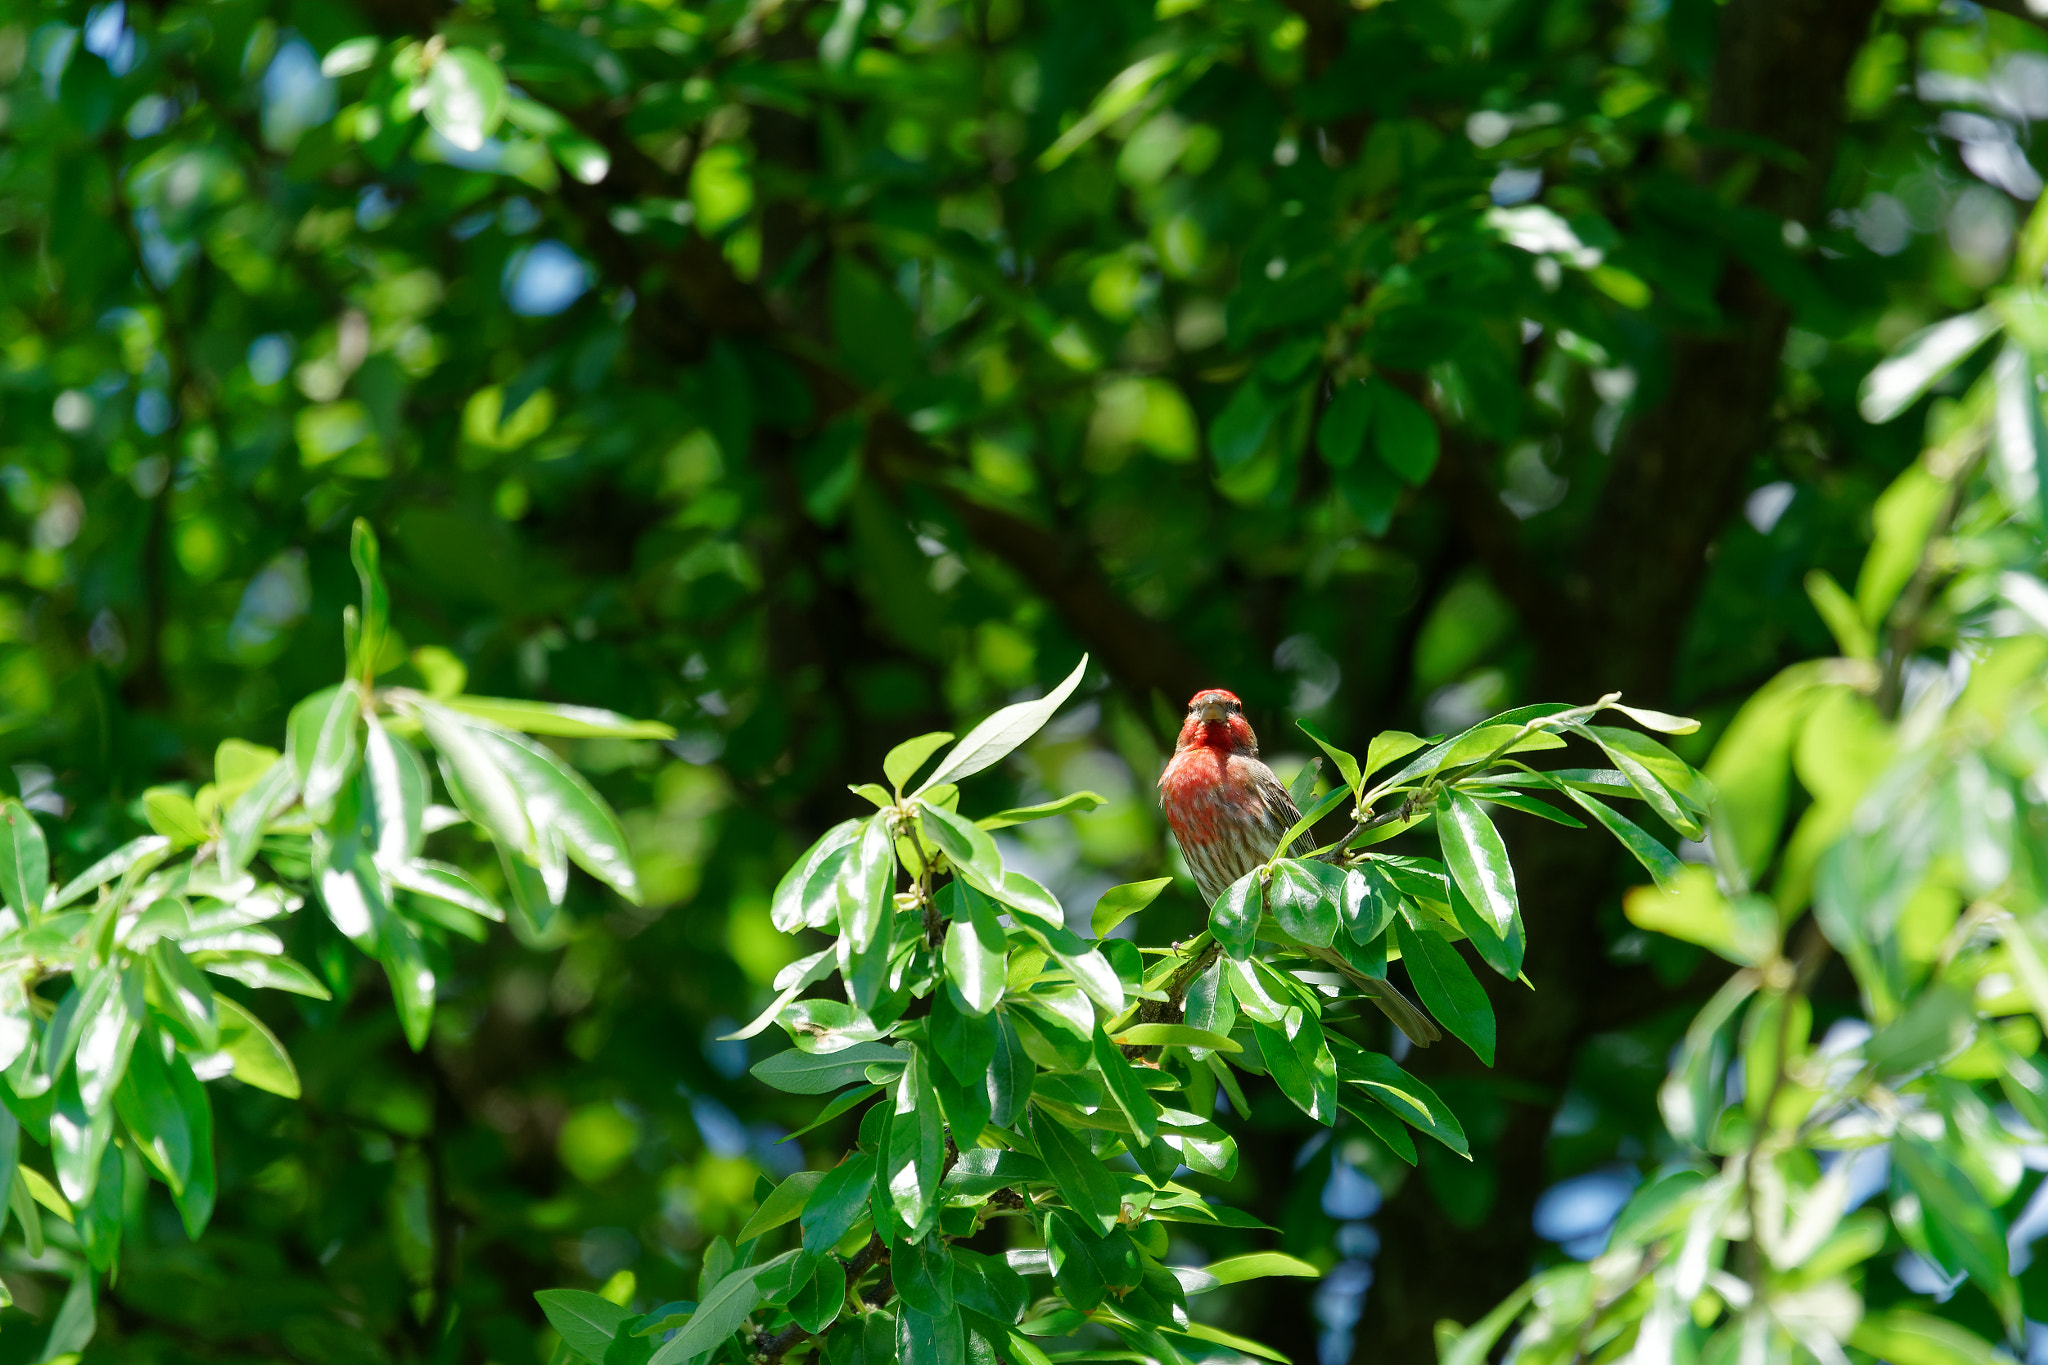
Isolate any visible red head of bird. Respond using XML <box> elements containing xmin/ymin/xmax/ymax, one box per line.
<box><xmin>1175</xmin><ymin>688</ymin><xmax>1260</xmax><ymax>757</ymax></box>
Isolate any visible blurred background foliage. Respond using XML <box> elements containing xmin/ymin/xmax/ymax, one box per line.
<box><xmin>2</xmin><ymin>0</ymin><xmax>2048</xmax><ymax>1360</ymax></box>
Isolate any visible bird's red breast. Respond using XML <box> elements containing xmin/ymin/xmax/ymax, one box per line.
<box><xmin>1158</xmin><ymin>689</ymin><xmax>1300</xmax><ymax>903</ymax></box>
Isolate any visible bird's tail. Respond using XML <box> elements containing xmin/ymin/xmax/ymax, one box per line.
<box><xmin>1306</xmin><ymin>946</ymin><xmax>1443</xmax><ymax>1048</ymax></box>
<box><xmin>1357</xmin><ymin>975</ymin><xmax>1443</xmax><ymax>1048</ymax></box>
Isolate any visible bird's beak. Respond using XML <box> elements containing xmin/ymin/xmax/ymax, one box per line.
<box><xmin>1197</xmin><ymin>700</ymin><xmax>1230</xmax><ymax>724</ymax></box>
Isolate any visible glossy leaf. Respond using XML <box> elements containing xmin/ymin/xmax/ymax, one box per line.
<box><xmin>978</xmin><ymin>792</ymin><xmax>1107</xmax><ymax>829</ymax></box>
<box><xmin>0</xmin><ymin>800</ymin><xmax>47</xmax><ymax>921</ymax></box>
<box><xmin>1394</xmin><ymin>921</ymin><xmax>1494</xmax><ymax>1065</ymax></box>
<box><xmin>917</xmin><ymin>656</ymin><xmax>1088</xmax><ymax>792</ymax></box>
<box><xmin>1090</xmin><ymin>877</ymin><xmax>1172</xmax><ymax>937</ymax></box>
<box><xmin>1210</xmin><ymin>869</ymin><xmax>1261</xmax><ymax>960</ymax></box>
<box><xmin>215</xmin><ymin>997</ymin><xmax>301</xmax><ymax>1099</ymax></box>
<box><xmin>436</xmin><ymin>695</ymin><xmax>675</xmax><ymax>739</ymax></box>
<box><xmin>1029</xmin><ymin>1103</ymin><xmax>1120</xmax><ymax>1236</ymax></box>
<box><xmin>1435</xmin><ymin>790</ymin><xmax>1519</xmax><ymax>940</ymax></box>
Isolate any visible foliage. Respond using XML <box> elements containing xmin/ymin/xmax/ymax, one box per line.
<box><xmin>531</xmin><ymin>662</ymin><xmax>1714</xmax><ymax>1361</ymax></box>
<box><xmin>0</xmin><ymin>521</ymin><xmax>659</xmax><ymax>1349</ymax></box>
<box><xmin>5</xmin><ymin>0</ymin><xmax>2048</xmax><ymax>1360</ymax></box>
<box><xmin>1451</xmin><ymin>229</ymin><xmax>2048</xmax><ymax>1362</ymax></box>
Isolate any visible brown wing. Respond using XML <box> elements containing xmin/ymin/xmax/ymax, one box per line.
<box><xmin>1243</xmin><ymin>758</ymin><xmax>1311</xmax><ymax>858</ymax></box>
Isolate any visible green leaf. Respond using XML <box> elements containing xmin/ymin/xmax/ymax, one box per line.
<box><xmin>1459</xmin><ymin>788</ymin><xmax>1585</xmax><ymax>828</ymax></box>
<box><xmin>917</xmin><ymin>799</ymin><xmax>1005</xmax><ymax>892</ymax></box>
<box><xmin>1297</xmin><ymin>720</ymin><xmax>1363</xmax><ymax>797</ymax></box>
<box><xmin>484</xmin><ymin>731</ymin><xmax>642</xmax><ymax>903</ymax></box>
<box><xmin>736</xmin><ymin>1169</ymin><xmax>828</xmax><ymax>1244</ymax></box>
<box><xmin>752</xmin><ymin>1042</ymin><xmax>905</xmax><ymax>1095</ymax></box>
<box><xmin>1209</xmin><ymin>379</ymin><xmax>1283</xmax><ymax>471</ymax></box>
<box><xmin>1265</xmin><ymin>858</ymin><xmax>1343</xmax><ymax>947</ymax></box>
<box><xmin>1091</xmin><ymin>878</ymin><xmax>1171</xmax><ymax>938</ymax></box>
<box><xmin>930</xmin><ymin>987</ymin><xmax>999</xmax><ymax>1087</ymax></box>
<box><xmin>918</xmin><ymin>656</ymin><xmax>1089</xmax><ymax>792</ymax></box>
<box><xmin>789</xmin><ymin>1254</ymin><xmax>846</xmax><ymax>1334</ymax></box>
<box><xmin>0</xmin><ymin>801</ymin><xmax>47</xmax><ymax>920</ymax></box>
<box><xmin>1029</xmin><ymin>1103</ymin><xmax>1119</xmax><ymax>1236</ymax></box>
<box><xmin>1434</xmin><ymin>790</ymin><xmax>1518</xmax><ymax>941</ymax></box>
<box><xmin>1894</xmin><ymin>1132</ymin><xmax>2020</xmax><ymax>1330</ymax></box>
<box><xmin>1567</xmin><ymin>723</ymin><xmax>1705</xmax><ymax>839</ymax></box>
<box><xmin>1601</xmin><ymin>702</ymin><xmax>1700</xmax><ymax>736</ymax></box>
<box><xmin>988</xmin><ymin>1012</ymin><xmax>1033</xmax><ymax>1127</ymax></box>
<box><xmin>1445</xmin><ymin>874</ymin><xmax>1523</xmax><ymax>980</ymax></box>
<box><xmin>1394</xmin><ymin>921</ymin><xmax>1494</xmax><ymax>1065</ymax></box>
<box><xmin>1436</xmin><ymin>1278</ymin><xmax>1539</xmax><ymax>1365</ymax></box>
<box><xmin>775</xmin><ymin>1081</ymin><xmax>879</xmax><ymax>1146</ymax></box>
<box><xmin>50</xmin><ymin>1070</ymin><xmax>112</xmax><ymax>1206</ymax></box>
<box><xmin>379</xmin><ymin>920</ymin><xmax>436</xmax><ymax>1051</ymax></box>
<box><xmin>898</xmin><ymin>1303</ymin><xmax>966</xmax><ymax>1365</ymax></box>
<box><xmin>1857</xmin><ymin>308</ymin><xmax>2000</xmax><ymax>424</ymax></box>
<box><xmin>42</xmin><ymin>1271</ymin><xmax>95</xmax><ymax>1361</ymax></box>
<box><xmin>389</xmin><ymin>859</ymin><xmax>504</xmax><ymax>923</ymax></box>
<box><xmin>885</xmin><ymin>732</ymin><xmax>955</xmax><ymax>790</ymax></box>
<box><xmin>1804</xmin><ymin>568</ymin><xmax>1877</xmax><ymax>659</ymax></box>
<box><xmin>364</xmin><ymin>719</ymin><xmax>428</xmax><ymax>866</ymax></box>
<box><xmin>894</xmin><ymin>1235</ymin><xmax>955</xmax><ymax>1316</ymax></box>
<box><xmin>1553</xmin><ymin>786</ymin><xmax>1684</xmax><ymax>890</ymax></box>
<box><xmin>164</xmin><ymin>1048</ymin><xmax>214</xmax><ymax>1237</ymax></box>
<box><xmin>215</xmin><ymin>996</ymin><xmax>301</xmax><ymax>1098</ymax></box>
<box><xmin>349</xmin><ymin>518</ymin><xmax>388</xmax><ymax>682</ymax></box>
<box><xmin>1337</xmin><ymin>1091</ymin><xmax>1417</xmax><ymax>1165</ymax></box>
<box><xmin>1334</xmin><ymin>1045</ymin><xmax>1468</xmax><ymax>1156</ymax></box>
<box><xmin>1014</xmin><ymin>917</ymin><xmax>1125</xmax><ymax>1015</ymax></box>
<box><xmin>424</xmin><ymin>47</ymin><xmax>508</xmax><ymax>153</ymax></box>
<box><xmin>649</xmin><ymin>1251</ymin><xmax>798</xmax><ymax>1365</ymax></box>
<box><xmin>838</xmin><ymin>817</ymin><xmax>896</xmax><ymax>951</ymax></box>
<box><xmin>772</xmin><ymin>820</ymin><xmax>862</xmax><ymax>933</ymax></box>
<box><xmin>537</xmin><ymin>1289</ymin><xmax>632</xmax><ymax>1363</ymax></box>
<box><xmin>288</xmin><ymin>682</ymin><xmax>364</xmax><ymax>816</ymax></box>
<box><xmin>1250</xmin><ymin>1013</ymin><xmax>1337</xmax><ymax>1123</ymax></box>
<box><xmin>1315</xmin><ymin>380</ymin><xmax>1374</xmax><ymax>468</ymax></box>
<box><xmin>1090</xmin><ymin>1026</ymin><xmax>1157</xmax><ymax>1143</ymax></box>
<box><xmin>1371</xmin><ymin>381</ymin><xmax>1439</xmax><ymax>484</ymax></box>
<box><xmin>1365</xmin><ymin>731</ymin><xmax>1428</xmax><ymax>780</ymax></box>
<box><xmin>48</xmin><ymin>835</ymin><xmax>170</xmax><ymax>912</ymax></box>
<box><xmin>977</xmin><ymin>792</ymin><xmax>1107</xmax><ymax>829</ymax></box>
<box><xmin>1622</xmin><ymin>868</ymin><xmax>1776</xmax><ymax>966</ymax></box>
<box><xmin>1848</xmin><ymin>1308</ymin><xmax>2004</xmax><ymax>1365</ymax></box>
<box><xmin>1341</xmin><ymin>863</ymin><xmax>1401</xmax><ymax>946</ymax></box>
<box><xmin>74</xmin><ymin>965</ymin><xmax>143</xmax><ymax>1115</ymax></box>
<box><xmin>941</xmin><ymin>881</ymin><xmax>1008</xmax><ymax>1015</ymax></box>
<box><xmin>800</xmin><ymin>1152</ymin><xmax>875</xmax><ymax>1252</ymax></box>
<box><xmin>993</xmin><ymin>868</ymin><xmax>1065</xmax><ymax>929</ymax></box>
<box><xmin>435</xmin><ymin>695</ymin><xmax>675</xmax><ymax>739</ymax></box>
<box><xmin>142</xmin><ymin>788</ymin><xmax>208</xmax><ymax>847</ymax></box>
<box><xmin>1199</xmin><ymin>1253</ymin><xmax>1320</xmax><ymax>1286</ymax></box>
<box><xmin>199</xmin><ymin>953</ymin><xmax>334</xmax><ymax>1000</ymax></box>
<box><xmin>114</xmin><ymin>1030</ymin><xmax>189</xmax><ymax>1194</ymax></box>
<box><xmin>931</xmin><ymin>1053</ymin><xmax>993</xmax><ymax>1145</ymax></box>
<box><xmin>1111</xmin><ymin>1024</ymin><xmax>1239</xmax><ymax>1054</ymax></box>
<box><xmin>221</xmin><ymin>760</ymin><xmax>296</xmax><ymax>873</ymax></box>
<box><xmin>1210</xmin><ymin>869</ymin><xmax>1261</xmax><ymax>960</ymax></box>
<box><xmin>886</xmin><ymin>1049</ymin><xmax>945</xmax><ymax>1233</ymax></box>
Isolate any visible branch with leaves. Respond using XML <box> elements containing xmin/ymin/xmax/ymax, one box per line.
<box><xmin>1439</xmin><ymin>205</ymin><xmax>2048</xmax><ymax>1365</ymax></box>
<box><xmin>0</xmin><ymin>520</ymin><xmax>663</xmax><ymax>1337</ymax></box>
<box><xmin>526</xmin><ymin>646</ymin><xmax>1716</xmax><ymax>1362</ymax></box>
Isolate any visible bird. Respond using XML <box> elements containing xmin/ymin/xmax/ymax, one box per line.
<box><xmin>1159</xmin><ymin>688</ymin><xmax>1441</xmax><ymax>1047</ymax></box>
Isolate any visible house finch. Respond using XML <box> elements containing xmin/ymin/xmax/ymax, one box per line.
<box><xmin>1160</xmin><ymin>689</ymin><xmax>1440</xmax><ymax>1047</ymax></box>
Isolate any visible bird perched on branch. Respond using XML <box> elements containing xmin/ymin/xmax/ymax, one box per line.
<box><xmin>1159</xmin><ymin>688</ymin><xmax>1441</xmax><ymax>1047</ymax></box>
